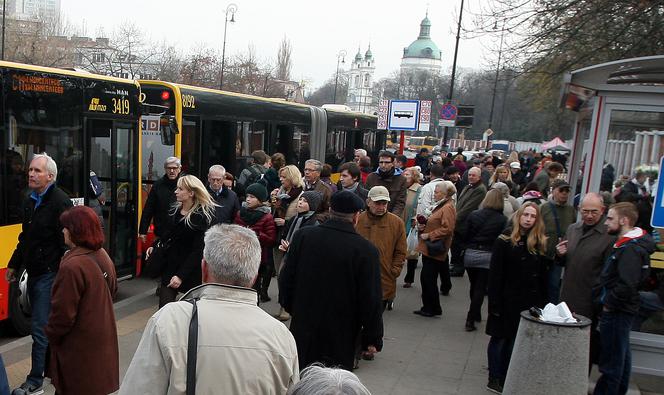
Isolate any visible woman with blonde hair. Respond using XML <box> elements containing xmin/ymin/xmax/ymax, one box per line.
<box><xmin>490</xmin><ymin>164</ymin><xmax>519</xmax><ymax>197</ymax></box>
<box><xmin>402</xmin><ymin>166</ymin><xmax>422</xmax><ymax>288</ymax></box>
<box><xmin>414</xmin><ymin>181</ymin><xmax>456</xmax><ymax>317</ymax></box>
<box><xmin>147</xmin><ymin>174</ymin><xmax>217</xmax><ymax>307</ymax></box>
<box><xmin>485</xmin><ymin>202</ymin><xmax>549</xmax><ymax>393</ymax></box>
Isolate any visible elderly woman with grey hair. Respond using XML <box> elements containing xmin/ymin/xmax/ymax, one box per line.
<box><xmin>287</xmin><ymin>364</ymin><xmax>371</xmax><ymax>395</ymax></box>
<box><xmin>487</xmin><ymin>182</ymin><xmax>519</xmax><ymax>218</ymax></box>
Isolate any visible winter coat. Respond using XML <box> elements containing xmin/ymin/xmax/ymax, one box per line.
<box><xmin>365</xmin><ymin>169</ymin><xmax>408</xmax><ymax>217</ymax></box>
<box><xmin>463</xmin><ymin>208</ymin><xmax>507</xmax><ymax>250</ymax></box>
<box><xmin>161</xmin><ymin>209</ymin><xmax>213</xmax><ymax>292</ymax></box>
<box><xmin>453</xmin><ymin>159</ymin><xmax>467</xmax><ymax>175</ymax></box>
<box><xmin>8</xmin><ymin>184</ymin><xmax>72</xmax><ymax>277</ymax></box>
<box><xmin>120</xmin><ymin>284</ymin><xmax>299</xmax><ymax>394</ymax></box>
<box><xmin>597</xmin><ymin>228</ymin><xmax>655</xmax><ymax>314</ymax></box>
<box><xmin>540</xmin><ymin>201</ymin><xmax>576</xmax><ymax>259</ymax></box>
<box><xmin>45</xmin><ymin>247</ymin><xmax>118</xmax><ymax>395</ymax></box>
<box><xmin>139</xmin><ymin>175</ymin><xmax>178</xmax><ymax>238</ymax></box>
<box><xmin>234</xmin><ymin>207</ymin><xmax>277</xmax><ymax>264</ymax></box>
<box><xmin>207</xmin><ymin>185</ymin><xmax>240</xmax><ymax>224</ymax></box>
<box><xmin>356</xmin><ymin>211</ymin><xmax>407</xmax><ymax>300</ymax></box>
<box><xmin>403</xmin><ymin>183</ymin><xmax>422</xmax><ymax>235</ymax></box>
<box><xmin>559</xmin><ymin>221</ymin><xmax>615</xmax><ymax>318</ymax></box>
<box><xmin>416</xmin><ymin>199</ymin><xmax>456</xmax><ymax>261</ymax></box>
<box><xmin>486</xmin><ymin>233</ymin><xmax>549</xmax><ymax>339</ymax></box>
<box><xmin>534</xmin><ymin>171</ymin><xmax>551</xmax><ymax>198</ymax></box>
<box><xmin>263</xmin><ymin>167</ymin><xmax>282</xmax><ymax>192</ymax></box>
<box><xmin>415</xmin><ymin>154</ymin><xmax>431</xmax><ymax>175</ymax></box>
<box><xmin>455</xmin><ymin>182</ymin><xmax>487</xmax><ymax>236</ymax></box>
<box><xmin>279</xmin><ymin>219</ymin><xmax>383</xmax><ymax>370</ymax></box>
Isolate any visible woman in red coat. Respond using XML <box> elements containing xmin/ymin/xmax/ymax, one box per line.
<box><xmin>235</xmin><ymin>183</ymin><xmax>277</xmax><ymax>301</ymax></box>
<box><xmin>45</xmin><ymin>206</ymin><xmax>119</xmax><ymax>395</ymax></box>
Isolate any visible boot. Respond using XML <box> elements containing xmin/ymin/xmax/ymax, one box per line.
<box><xmin>274</xmin><ymin>307</ymin><xmax>291</xmax><ymax>321</ymax></box>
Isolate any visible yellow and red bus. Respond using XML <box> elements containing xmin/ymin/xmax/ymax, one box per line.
<box><xmin>0</xmin><ymin>62</ymin><xmax>142</xmax><ymax>334</ymax></box>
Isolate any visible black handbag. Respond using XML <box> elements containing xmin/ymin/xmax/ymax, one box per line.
<box><xmin>144</xmin><ymin>238</ymin><xmax>171</xmax><ymax>278</ymax></box>
<box><xmin>425</xmin><ymin>238</ymin><xmax>446</xmax><ymax>256</ymax></box>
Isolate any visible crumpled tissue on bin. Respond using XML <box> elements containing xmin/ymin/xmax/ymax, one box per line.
<box><xmin>540</xmin><ymin>302</ymin><xmax>576</xmax><ymax>323</ymax></box>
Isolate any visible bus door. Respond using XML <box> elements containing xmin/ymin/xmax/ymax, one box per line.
<box><xmin>86</xmin><ymin>119</ymin><xmax>137</xmax><ymax>278</ymax></box>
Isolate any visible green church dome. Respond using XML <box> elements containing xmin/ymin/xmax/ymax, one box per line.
<box><xmin>403</xmin><ymin>14</ymin><xmax>441</xmax><ymax>60</ymax></box>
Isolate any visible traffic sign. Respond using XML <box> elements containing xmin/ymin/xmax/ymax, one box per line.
<box><xmin>651</xmin><ymin>156</ymin><xmax>664</xmax><ymax>228</ymax></box>
<box><xmin>439</xmin><ymin>103</ymin><xmax>457</xmax><ymax>120</ymax></box>
<box><xmin>388</xmin><ymin>100</ymin><xmax>420</xmax><ymax>131</ymax></box>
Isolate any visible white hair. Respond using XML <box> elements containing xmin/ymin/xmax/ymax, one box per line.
<box><xmin>208</xmin><ymin>164</ymin><xmax>226</xmax><ymax>177</ymax></box>
<box><xmin>355</xmin><ymin>149</ymin><xmax>367</xmax><ymax>157</ymax></box>
<box><xmin>164</xmin><ymin>156</ymin><xmax>181</xmax><ymax>167</ymax></box>
<box><xmin>32</xmin><ymin>152</ymin><xmax>58</xmax><ymax>181</ymax></box>
<box><xmin>436</xmin><ymin>180</ymin><xmax>457</xmax><ymax>197</ymax></box>
<box><xmin>305</xmin><ymin>159</ymin><xmax>323</xmax><ymax>172</ymax></box>
<box><xmin>287</xmin><ymin>364</ymin><xmax>371</xmax><ymax>395</ymax></box>
<box><xmin>203</xmin><ymin>224</ymin><xmax>261</xmax><ymax>287</ymax></box>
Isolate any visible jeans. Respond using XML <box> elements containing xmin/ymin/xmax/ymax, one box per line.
<box><xmin>466</xmin><ymin>268</ymin><xmax>489</xmax><ymax>322</ymax></box>
<box><xmin>547</xmin><ymin>264</ymin><xmax>563</xmax><ymax>304</ymax></box>
<box><xmin>404</xmin><ymin>258</ymin><xmax>418</xmax><ymax>284</ymax></box>
<box><xmin>487</xmin><ymin>336</ymin><xmax>515</xmax><ymax>381</ymax></box>
<box><xmin>594</xmin><ymin>311</ymin><xmax>635</xmax><ymax>395</ymax></box>
<box><xmin>0</xmin><ymin>355</ymin><xmax>9</xmax><ymax>395</ymax></box>
<box><xmin>419</xmin><ymin>255</ymin><xmax>444</xmax><ymax>315</ymax></box>
<box><xmin>27</xmin><ymin>271</ymin><xmax>56</xmax><ymax>387</ymax></box>
<box><xmin>632</xmin><ymin>291</ymin><xmax>664</xmax><ymax>331</ymax></box>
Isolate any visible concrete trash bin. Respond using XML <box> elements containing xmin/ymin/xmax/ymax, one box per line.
<box><xmin>503</xmin><ymin>310</ymin><xmax>592</xmax><ymax>395</ymax></box>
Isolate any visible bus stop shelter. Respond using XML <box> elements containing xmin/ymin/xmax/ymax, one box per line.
<box><xmin>561</xmin><ymin>55</ymin><xmax>664</xmax><ymax>376</ymax></box>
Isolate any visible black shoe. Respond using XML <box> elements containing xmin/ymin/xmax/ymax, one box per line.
<box><xmin>464</xmin><ymin>320</ymin><xmax>477</xmax><ymax>331</ymax></box>
<box><xmin>486</xmin><ymin>377</ymin><xmax>503</xmax><ymax>394</ymax></box>
<box><xmin>413</xmin><ymin>309</ymin><xmax>436</xmax><ymax>317</ymax></box>
<box><xmin>259</xmin><ymin>294</ymin><xmax>271</xmax><ymax>303</ymax></box>
<box><xmin>387</xmin><ymin>301</ymin><xmax>394</xmax><ymax>311</ymax></box>
<box><xmin>440</xmin><ymin>290</ymin><xmax>450</xmax><ymax>296</ymax></box>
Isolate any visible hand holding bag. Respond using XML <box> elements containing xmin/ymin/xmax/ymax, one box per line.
<box><xmin>144</xmin><ymin>238</ymin><xmax>171</xmax><ymax>279</ymax></box>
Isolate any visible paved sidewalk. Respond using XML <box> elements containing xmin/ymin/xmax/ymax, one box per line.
<box><xmin>3</xmin><ymin>268</ymin><xmax>662</xmax><ymax>394</ymax></box>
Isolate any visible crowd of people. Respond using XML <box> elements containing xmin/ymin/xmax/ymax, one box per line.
<box><xmin>3</xmin><ymin>145</ymin><xmax>662</xmax><ymax>395</ymax></box>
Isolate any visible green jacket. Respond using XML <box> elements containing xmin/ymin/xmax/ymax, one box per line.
<box><xmin>540</xmin><ymin>201</ymin><xmax>576</xmax><ymax>259</ymax></box>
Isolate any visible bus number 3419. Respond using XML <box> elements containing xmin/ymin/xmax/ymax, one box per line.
<box><xmin>112</xmin><ymin>97</ymin><xmax>130</xmax><ymax>115</ymax></box>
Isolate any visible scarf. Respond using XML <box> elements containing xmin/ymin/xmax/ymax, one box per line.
<box><xmin>344</xmin><ymin>182</ymin><xmax>360</xmax><ymax>193</ymax></box>
<box><xmin>424</xmin><ymin>198</ymin><xmax>447</xmax><ymax>218</ymax></box>
<box><xmin>239</xmin><ymin>202</ymin><xmax>271</xmax><ymax>225</ymax></box>
<box><xmin>285</xmin><ymin>211</ymin><xmax>316</xmax><ymax>242</ymax></box>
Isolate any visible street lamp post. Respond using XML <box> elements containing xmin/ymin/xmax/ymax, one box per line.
<box><xmin>333</xmin><ymin>49</ymin><xmax>346</xmax><ymax>104</ymax></box>
<box><xmin>488</xmin><ymin>19</ymin><xmax>506</xmax><ymax>129</ymax></box>
<box><xmin>2</xmin><ymin>0</ymin><xmax>7</xmax><ymax>60</ymax></box>
<box><xmin>219</xmin><ymin>3</ymin><xmax>237</xmax><ymax>90</ymax></box>
<box><xmin>443</xmin><ymin>0</ymin><xmax>465</xmax><ymax>148</ymax></box>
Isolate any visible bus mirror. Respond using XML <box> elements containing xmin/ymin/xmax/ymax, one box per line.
<box><xmin>160</xmin><ymin>117</ymin><xmax>179</xmax><ymax>146</ymax></box>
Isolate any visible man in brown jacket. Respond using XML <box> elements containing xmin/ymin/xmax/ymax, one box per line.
<box><xmin>304</xmin><ymin>159</ymin><xmax>332</xmax><ymax>222</ymax></box>
<box><xmin>556</xmin><ymin>192</ymin><xmax>615</xmax><ymax>368</ymax></box>
<box><xmin>356</xmin><ymin>186</ymin><xmax>407</xmax><ymax>311</ymax></box>
<box><xmin>365</xmin><ymin>151</ymin><xmax>407</xmax><ymax>217</ymax></box>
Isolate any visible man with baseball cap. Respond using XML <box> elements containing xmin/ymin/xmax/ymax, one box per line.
<box><xmin>279</xmin><ymin>190</ymin><xmax>383</xmax><ymax>371</ymax></box>
<box><xmin>357</xmin><ymin>187</ymin><xmax>407</xmax><ymax>312</ymax></box>
<box><xmin>509</xmin><ymin>161</ymin><xmax>527</xmax><ymax>191</ymax></box>
<box><xmin>541</xmin><ymin>178</ymin><xmax>576</xmax><ymax>304</ymax></box>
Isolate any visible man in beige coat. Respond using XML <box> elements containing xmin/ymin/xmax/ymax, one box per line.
<box><xmin>356</xmin><ymin>186</ymin><xmax>407</xmax><ymax>311</ymax></box>
<box><xmin>120</xmin><ymin>224</ymin><xmax>299</xmax><ymax>394</ymax></box>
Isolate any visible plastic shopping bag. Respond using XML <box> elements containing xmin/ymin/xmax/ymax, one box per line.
<box><xmin>407</xmin><ymin>227</ymin><xmax>419</xmax><ymax>255</ymax></box>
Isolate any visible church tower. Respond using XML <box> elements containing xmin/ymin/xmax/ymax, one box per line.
<box><xmin>346</xmin><ymin>45</ymin><xmax>377</xmax><ymax>114</ymax></box>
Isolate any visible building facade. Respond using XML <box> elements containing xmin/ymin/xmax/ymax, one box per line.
<box><xmin>400</xmin><ymin>12</ymin><xmax>442</xmax><ymax>74</ymax></box>
<box><xmin>346</xmin><ymin>46</ymin><xmax>377</xmax><ymax>114</ymax></box>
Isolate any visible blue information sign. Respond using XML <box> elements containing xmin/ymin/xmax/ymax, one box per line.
<box><xmin>650</xmin><ymin>156</ymin><xmax>664</xmax><ymax>228</ymax></box>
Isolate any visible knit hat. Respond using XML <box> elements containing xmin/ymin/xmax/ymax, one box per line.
<box><xmin>330</xmin><ymin>190</ymin><xmax>365</xmax><ymax>213</ymax></box>
<box><xmin>245</xmin><ymin>183</ymin><xmax>268</xmax><ymax>202</ymax></box>
<box><xmin>300</xmin><ymin>191</ymin><xmax>322</xmax><ymax>212</ymax></box>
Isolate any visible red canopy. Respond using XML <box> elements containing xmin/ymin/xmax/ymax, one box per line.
<box><xmin>541</xmin><ymin>137</ymin><xmax>570</xmax><ymax>151</ymax></box>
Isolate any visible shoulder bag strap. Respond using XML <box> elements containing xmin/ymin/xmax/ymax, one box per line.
<box><xmin>186</xmin><ymin>298</ymin><xmax>199</xmax><ymax>395</ymax></box>
<box><xmin>548</xmin><ymin>201</ymin><xmax>563</xmax><ymax>239</ymax></box>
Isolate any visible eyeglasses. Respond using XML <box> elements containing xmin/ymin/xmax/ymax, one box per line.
<box><xmin>581</xmin><ymin>209</ymin><xmax>601</xmax><ymax>215</ymax></box>
<box><xmin>378</xmin><ymin>161</ymin><xmax>393</xmax><ymax>164</ymax></box>
<box><xmin>209</xmin><ymin>177</ymin><xmax>224</xmax><ymax>183</ymax></box>
<box><xmin>165</xmin><ymin>167</ymin><xmax>180</xmax><ymax>172</ymax></box>
<box><xmin>304</xmin><ymin>168</ymin><xmax>318</xmax><ymax>172</ymax></box>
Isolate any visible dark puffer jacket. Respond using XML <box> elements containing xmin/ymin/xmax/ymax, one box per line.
<box><xmin>463</xmin><ymin>208</ymin><xmax>507</xmax><ymax>251</ymax></box>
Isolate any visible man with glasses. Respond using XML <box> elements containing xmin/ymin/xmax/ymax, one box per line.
<box><xmin>556</xmin><ymin>192</ymin><xmax>615</xmax><ymax>370</ymax></box>
<box><xmin>207</xmin><ymin>164</ymin><xmax>240</xmax><ymax>224</ymax></box>
<box><xmin>139</xmin><ymin>157</ymin><xmax>182</xmax><ymax>242</ymax></box>
<box><xmin>303</xmin><ymin>159</ymin><xmax>331</xmax><ymax>222</ymax></box>
<box><xmin>365</xmin><ymin>151</ymin><xmax>407</xmax><ymax>217</ymax></box>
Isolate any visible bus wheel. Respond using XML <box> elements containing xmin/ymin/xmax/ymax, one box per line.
<box><xmin>8</xmin><ymin>269</ymin><xmax>31</xmax><ymax>336</ymax></box>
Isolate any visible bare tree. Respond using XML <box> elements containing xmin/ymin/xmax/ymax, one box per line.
<box><xmin>275</xmin><ymin>36</ymin><xmax>292</xmax><ymax>81</ymax></box>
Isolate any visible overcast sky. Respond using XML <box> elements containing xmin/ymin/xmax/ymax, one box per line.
<box><xmin>62</xmin><ymin>0</ymin><xmax>496</xmax><ymax>91</ymax></box>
